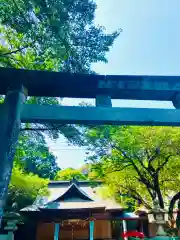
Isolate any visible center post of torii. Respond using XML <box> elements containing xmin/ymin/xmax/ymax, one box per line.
<box><xmin>0</xmin><ymin>67</ymin><xmax>180</xmax><ymax>239</ymax></box>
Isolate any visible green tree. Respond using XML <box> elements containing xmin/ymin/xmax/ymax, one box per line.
<box><xmin>55</xmin><ymin>168</ymin><xmax>87</xmax><ymax>181</ymax></box>
<box><xmin>6</xmin><ymin>166</ymin><xmax>48</xmax><ymax>212</ymax></box>
<box><xmin>15</xmin><ymin>133</ymin><xmax>60</xmax><ymax>180</ymax></box>
<box><xmin>85</xmin><ymin>126</ymin><xmax>180</xmax><ymax>210</ymax></box>
<box><xmin>0</xmin><ymin>0</ymin><xmax>120</xmax><ymax>73</ymax></box>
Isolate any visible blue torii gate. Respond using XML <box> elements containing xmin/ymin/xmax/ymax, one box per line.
<box><xmin>1</xmin><ymin>67</ymin><xmax>180</xmax><ymax>225</ymax></box>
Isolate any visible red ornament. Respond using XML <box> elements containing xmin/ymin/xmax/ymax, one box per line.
<box><xmin>122</xmin><ymin>231</ymin><xmax>145</xmax><ymax>239</ymax></box>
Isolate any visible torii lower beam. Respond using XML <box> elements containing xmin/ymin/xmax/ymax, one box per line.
<box><xmin>17</xmin><ymin>105</ymin><xmax>180</xmax><ymax>126</ymax></box>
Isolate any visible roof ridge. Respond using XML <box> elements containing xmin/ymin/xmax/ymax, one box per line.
<box><xmin>48</xmin><ymin>180</ymin><xmax>103</xmax><ymax>185</ymax></box>
<box><xmin>50</xmin><ymin>182</ymin><xmax>93</xmax><ymax>203</ymax></box>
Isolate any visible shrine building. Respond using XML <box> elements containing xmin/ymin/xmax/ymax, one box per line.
<box><xmin>17</xmin><ymin>179</ymin><xmax>148</xmax><ymax>240</ymax></box>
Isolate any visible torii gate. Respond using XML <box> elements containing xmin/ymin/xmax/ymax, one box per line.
<box><xmin>1</xmin><ymin>66</ymin><xmax>180</xmax><ymax>219</ymax></box>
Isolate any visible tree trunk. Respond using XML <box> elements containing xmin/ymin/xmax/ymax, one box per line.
<box><xmin>169</xmin><ymin>193</ymin><xmax>180</xmax><ymax>232</ymax></box>
<box><xmin>154</xmin><ymin>175</ymin><xmax>164</xmax><ymax>209</ymax></box>
<box><xmin>157</xmin><ymin>188</ymin><xmax>164</xmax><ymax>209</ymax></box>
<box><xmin>176</xmin><ymin>200</ymin><xmax>180</xmax><ymax>231</ymax></box>
<box><xmin>169</xmin><ymin>192</ymin><xmax>180</xmax><ymax>215</ymax></box>
<box><xmin>0</xmin><ymin>84</ymin><xmax>26</xmax><ymax>223</ymax></box>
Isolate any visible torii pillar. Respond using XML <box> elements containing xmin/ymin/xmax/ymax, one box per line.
<box><xmin>0</xmin><ymin>84</ymin><xmax>26</xmax><ymax>222</ymax></box>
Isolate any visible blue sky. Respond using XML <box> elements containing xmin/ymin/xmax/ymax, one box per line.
<box><xmin>47</xmin><ymin>0</ymin><xmax>180</xmax><ymax>169</ymax></box>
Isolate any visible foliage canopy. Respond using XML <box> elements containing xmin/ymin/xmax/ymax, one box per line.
<box><xmin>85</xmin><ymin>126</ymin><xmax>180</xmax><ymax>210</ymax></box>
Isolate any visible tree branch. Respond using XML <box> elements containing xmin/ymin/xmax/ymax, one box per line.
<box><xmin>113</xmin><ymin>145</ymin><xmax>154</xmax><ymax>189</ymax></box>
<box><xmin>118</xmin><ymin>185</ymin><xmax>151</xmax><ymax>209</ymax></box>
<box><xmin>143</xmin><ymin>149</ymin><xmax>157</xmax><ymax>175</ymax></box>
<box><xmin>0</xmin><ymin>40</ymin><xmax>37</xmax><ymax>57</ymax></box>
<box><xmin>135</xmin><ymin>176</ymin><xmax>154</xmax><ymax>200</ymax></box>
<box><xmin>160</xmin><ymin>179</ymin><xmax>176</xmax><ymax>184</ymax></box>
<box><xmin>148</xmin><ymin>157</ymin><xmax>157</xmax><ymax>172</ymax></box>
<box><xmin>135</xmin><ymin>153</ymin><xmax>149</xmax><ymax>171</ymax></box>
<box><xmin>11</xmin><ymin>0</ymin><xmax>30</xmax><ymax>25</ymax></box>
<box><xmin>156</xmin><ymin>155</ymin><xmax>172</xmax><ymax>173</ymax></box>
<box><xmin>104</xmin><ymin>164</ymin><xmax>133</xmax><ymax>175</ymax></box>
<box><xmin>20</xmin><ymin>124</ymin><xmax>64</xmax><ymax>132</ymax></box>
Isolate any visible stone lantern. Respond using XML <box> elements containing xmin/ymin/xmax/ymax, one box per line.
<box><xmin>148</xmin><ymin>199</ymin><xmax>169</xmax><ymax>240</ymax></box>
<box><xmin>3</xmin><ymin>212</ymin><xmax>21</xmax><ymax>240</ymax></box>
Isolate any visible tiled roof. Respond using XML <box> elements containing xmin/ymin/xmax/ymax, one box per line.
<box><xmin>40</xmin><ymin>201</ymin><xmax>105</xmax><ymax>210</ymax></box>
<box><xmin>21</xmin><ymin>180</ymin><xmax>123</xmax><ymax>212</ymax></box>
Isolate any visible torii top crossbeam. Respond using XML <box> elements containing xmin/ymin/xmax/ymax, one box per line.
<box><xmin>1</xmin><ymin>67</ymin><xmax>180</xmax><ymax>105</ymax></box>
